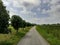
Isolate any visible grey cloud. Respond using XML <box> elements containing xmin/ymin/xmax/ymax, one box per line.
<box><xmin>2</xmin><ymin>0</ymin><xmax>60</xmax><ymax>24</ymax></box>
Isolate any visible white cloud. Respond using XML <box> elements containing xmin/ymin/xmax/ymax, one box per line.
<box><xmin>43</xmin><ymin>0</ymin><xmax>51</xmax><ymax>3</ymax></box>
<box><xmin>17</xmin><ymin>0</ymin><xmax>40</xmax><ymax>6</ymax></box>
<box><xmin>2</xmin><ymin>0</ymin><xmax>60</xmax><ymax>24</ymax></box>
<box><xmin>50</xmin><ymin>0</ymin><xmax>60</xmax><ymax>5</ymax></box>
<box><xmin>49</xmin><ymin>0</ymin><xmax>60</xmax><ymax>17</ymax></box>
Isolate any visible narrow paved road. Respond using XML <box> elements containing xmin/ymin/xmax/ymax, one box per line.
<box><xmin>17</xmin><ymin>26</ymin><xmax>50</xmax><ymax>45</ymax></box>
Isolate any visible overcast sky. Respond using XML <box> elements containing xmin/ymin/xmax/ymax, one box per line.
<box><xmin>2</xmin><ymin>0</ymin><xmax>60</xmax><ymax>24</ymax></box>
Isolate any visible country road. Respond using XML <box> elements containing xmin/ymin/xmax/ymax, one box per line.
<box><xmin>17</xmin><ymin>26</ymin><xmax>50</xmax><ymax>45</ymax></box>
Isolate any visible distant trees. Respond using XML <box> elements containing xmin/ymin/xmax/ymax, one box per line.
<box><xmin>0</xmin><ymin>0</ymin><xmax>10</xmax><ymax>33</ymax></box>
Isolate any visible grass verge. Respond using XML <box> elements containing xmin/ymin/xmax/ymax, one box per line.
<box><xmin>0</xmin><ymin>26</ymin><xmax>32</xmax><ymax>45</ymax></box>
<box><xmin>36</xmin><ymin>25</ymin><xmax>60</xmax><ymax>45</ymax></box>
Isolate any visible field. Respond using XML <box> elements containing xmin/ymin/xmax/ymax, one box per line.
<box><xmin>0</xmin><ymin>25</ymin><xmax>31</xmax><ymax>45</ymax></box>
<box><xmin>36</xmin><ymin>24</ymin><xmax>60</xmax><ymax>45</ymax></box>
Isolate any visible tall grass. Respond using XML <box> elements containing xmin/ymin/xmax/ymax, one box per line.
<box><xmin>36</xmin><ymin>24</ymin><xmax>60</xmax><ymax>45</ymax></box>
<box><xmin>0</xmin><ymin>25</ymin><xmax>31</xmax><ymax>45</ymax></box>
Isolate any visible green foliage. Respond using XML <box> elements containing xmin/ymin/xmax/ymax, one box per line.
<box><xmin>21</xmin><ymin>20</ymin><xmax>26</xmax><ymax>28</ymax></box>
<box><xmin>0</xmin><ymin>0</ymin><xmax>10</xmax><ymax>33</ymax></box>
<box><xmin>11</xmin><ymin>15</ymin><xmax>22</xmax><ymax>32</ymax></box>
<box><xmin>26</xmin><ymin>22</ymin><xmax>35</xmax><ymax>27</ymax></box>
<box><xmin>36</xmin><ymin>24</ymin><xmax>60</xmax><ymax>45</ymax></box>
<box><xmin>11</xmin><ymin>15</ymin><xmax>35</xmax><ymax>32</ymax></box>
<box><xmin>0</xmin><ymin>25</ymin><xmax>31</xmax><ymax>45</ymax></box>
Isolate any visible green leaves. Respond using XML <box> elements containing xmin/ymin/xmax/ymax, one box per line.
<box><xmin>11</xmin><ymin>15</ymin><xmax>23</xmax><ymax>31</ymax></box>
<box><xmin>11</xmin><ymin>15</ymin><xmax>34</xmax><ymax>32</ymax></box>
<box><xmin>0</xmin><ymin>0</ymin><xmax>9</xmax><ymax>33</ymax></box>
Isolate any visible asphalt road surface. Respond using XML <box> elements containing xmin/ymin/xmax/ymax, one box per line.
<box><xmin>17</xmin><ymin>26</ymin><xmax>50</xmax><ymax>45</ymax></box>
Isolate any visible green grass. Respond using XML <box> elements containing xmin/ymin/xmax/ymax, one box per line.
<box><xmin>0</xmin><ymin>25</ymin><xmax>32</xmax><ymax>45</ymax></box>
<box><xmin>36</xmin><ymin>25</ymin><xmax>60</xmax><ymax>45</ymax></box>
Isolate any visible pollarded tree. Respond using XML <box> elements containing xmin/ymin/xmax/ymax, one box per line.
<box><xmin>11</xmin><ymin>15</ymin><xmax>23</xmax><ymax>32</ymax></box>
<box><xmin>0</xmin><ymin>0</ymin><xmax>10</xmax><ymax>33</ymax></box>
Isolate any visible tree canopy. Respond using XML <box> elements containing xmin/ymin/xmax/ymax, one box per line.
<box><xmin>11</xmin><ymin>15</ymin><xmax>23</xmax><ymax>32</ymax></box>
<box><xmin>0</xmin><ymin>0</ymin><xmax>10</xmax><ymax>33</ymax></box>
<box><xmin>11</xmin><ymin>15</ymin><xmax>35</xmax><ymax>32</ymax></box>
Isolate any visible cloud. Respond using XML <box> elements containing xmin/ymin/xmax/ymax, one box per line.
<box><xmin>2</xmin><ymin>0</ymin><xmax>60</xmax><ymax>24</ymax></box>
<box><xmin>47</xmin><ymin>0</ymin><xmax>60</xmax><ymax>18</ymax></box>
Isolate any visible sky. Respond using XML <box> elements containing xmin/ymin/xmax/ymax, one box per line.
<box><xmin>2</xmin><ymin>0</ymin><xmax>60</xmax><ymax>24</ymax></box>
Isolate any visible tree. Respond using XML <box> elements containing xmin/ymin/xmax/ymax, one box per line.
<box><xmin>11</xmin><ymin>15</ymin><xmax>23</xmax><ymax>32</ymax></box>
<box><xmin>0</xmin><ymin>0</ymin><xmax>10</xmax><ymax>33</ymax></box>
<box><xmin>21</xmin><ymin>20</ymin><xmax>26</xmax><ymax>28</ymax></box>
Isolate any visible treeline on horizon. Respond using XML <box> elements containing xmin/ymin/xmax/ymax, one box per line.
<box><xmin>39</xmin><ymin>23</ymin><xmax>60</xmax><ymax>26</ymax></box>
<box><xmin>0</xmin><ymin>0</ymin><xmax>35</xmax><ymax>34</ymax></box>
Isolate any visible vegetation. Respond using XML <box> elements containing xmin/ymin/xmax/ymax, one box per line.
<box><xmin>11</xmin><ymin>15</ymin><xmax>23</xmax><ymax>32</ymax></box>
<box><xmin>11</xmin><ymin>15</ymin><xmax>35</xmax><ymax>32</ymax></box>
<box><xmin>0</xmin><ymin>25</ymin><xmax>32</xmax><ymax>45</ymax></box>
<box><xmin>0</xmin><ymin>0</ymin><xmax>34</xmax><ymax>45</ymax></box>
<box><xmin>1</xmin><ymin>0</ymin><xmax>60</xmax><ymax>45</ymax></box>
<box><xmin>36</xmin><ymin>24</ymin><xmax>60</xmax><ymax>45</ymax></box>
<box><xmin>0</xmin><ymin>0</ymin><xmax>9</xmax><ymax>33</ymax></box>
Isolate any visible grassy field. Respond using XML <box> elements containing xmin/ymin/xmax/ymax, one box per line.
<box><xmin>36</xmin><ymin>25</ymin><xmax>60</xmax><ymax>45</ymax></box>
<box><xmin>0</xmin><ymin>25</ymin><xmax>32</xmax><ymax>45</ymax></box>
